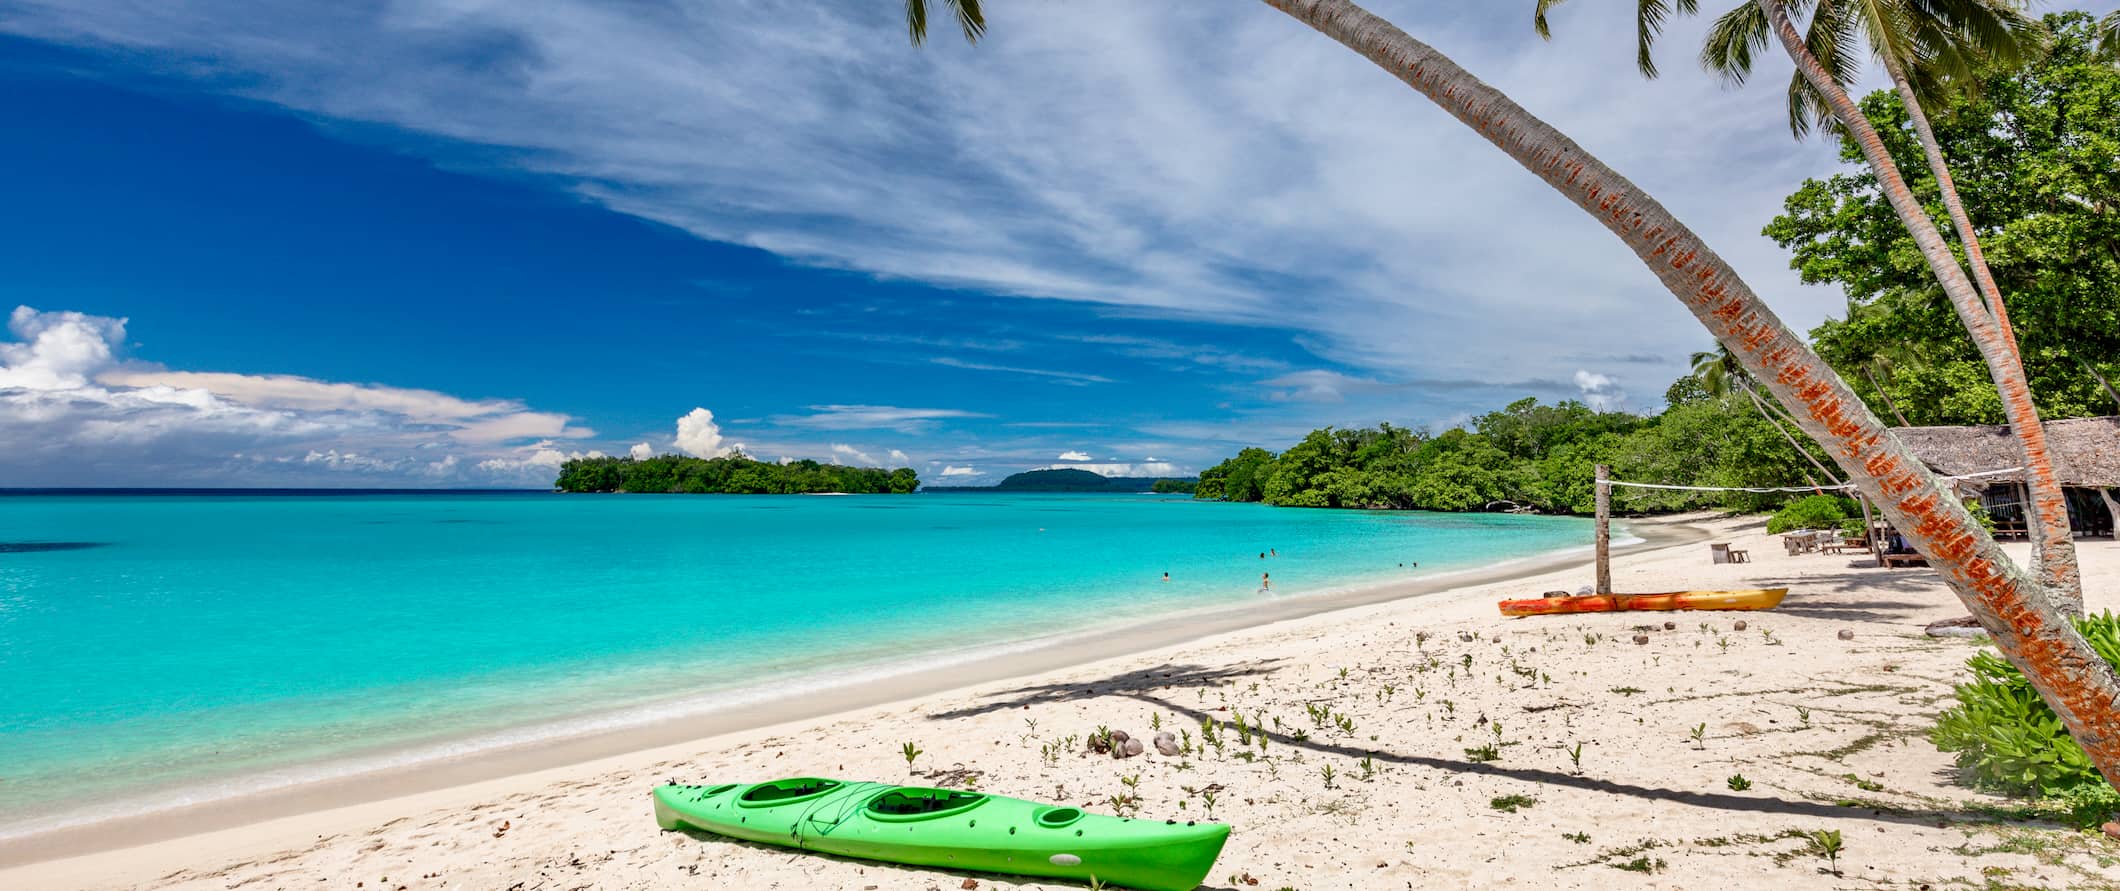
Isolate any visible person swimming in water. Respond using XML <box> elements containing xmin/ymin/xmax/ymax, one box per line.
<box><xmin>1162</xmin><ymin>571</ymin><xmax>1170</xmax><ymax>582</ymax></box>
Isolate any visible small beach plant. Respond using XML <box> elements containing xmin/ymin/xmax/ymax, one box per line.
<box><xmin>1796</xmin><ymin>705</ymin><xmax>1812</xmax><ymax>726</ymax></box>
<box><xmin>1808</xmin><ymin>829</ymin><xmax>1844</xmax><ymax>875</ymax></box>
<box><xmin>1689</xmin><ymin>723</ymin><xmax>1707</xmax><ymax>749</ymax></box>
<box><xmin>1359</xmin><ymin>755</ymin><xmax>1377</xmax><ymax>780</ymax></box>
<box><xmin>900</xmin><ymin>741</ymin><xmax>922</xmax><ymax>769</ymax></box>
<box><xmin>1465</xmin><ymin>743</ymin><xmax>1500</xmax><ymax>763</ymax></box>
<box><xmin>1319</xmin><ymin>763</ymin><xmax>1336</xmax><ymax>789</ymax></box>
<box><xmin>1567</xmin><ymin>741</ymin><xmax>1584</xmax><ymax>772</ymax></box>
<box><xmin>1726</xmin><ymin>774</ymin><xmax>1752</xmax><ymax>791</ymax></box>
<box><xmin>1489</xmin><ymin>794</ymin><xmax>1536</xmax><ymax>813</ymax></box>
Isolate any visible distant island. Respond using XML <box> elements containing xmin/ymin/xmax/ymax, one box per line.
<box><xmin>927</xmin><ymin>468</ymin><xmax>1198</xmax><ymax>494</ymax></box>
<box><xmin>555</xmin><ymin>455</ymin><xmax>917</xmax><ymax>494</ymax></box>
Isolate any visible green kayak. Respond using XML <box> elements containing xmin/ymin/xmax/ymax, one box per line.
<box><xmin>652</xmin><ymin>777</ymin><xmax>1229</xmax><ymax>891</ymax></box>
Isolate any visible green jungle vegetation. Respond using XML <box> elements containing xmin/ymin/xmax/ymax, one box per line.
<box><xmin>1198</xmin><ymin>19</ymin><xmax>2118</xmax><ymax>518</ymax></box>
<box><xmin>555</xmin><ymin>454</ymin><xmax>917</xmax><ymax>494</ymax></box>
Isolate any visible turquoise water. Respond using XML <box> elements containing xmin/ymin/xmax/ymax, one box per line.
<box><xmin>0</xmin><ymin>492</ymin><xmax>1589</xmax><ymax>832</ymax></box>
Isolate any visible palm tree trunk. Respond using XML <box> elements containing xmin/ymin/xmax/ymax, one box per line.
<box><xmin>1260</xmin><ymin>0</ymin><xmax>2120</xmax><ymax>789</ymax></box>
<box><xmin>2084</xmin><ymin>359</ymin><xmax>2120</xmax><ymax>413</ymax></box>
<box><xmin>1761</xmin><ymin>0</ymin><xmax>2081</xmax><ymax>614</ymax></box>
<box><xmin>1862</xmin><ymin>362</ymin><xmax>1910</xmax><ymax>427</ymax></box>
<box><xmin>1739</xmin><ymin>378</ymin><xmax>1842</xmax><ymax>485</ymax></box>
<box><xmin>1882</xmin><ymin>54</ymin><xmax>2020</xmax><ymax>349</ymax></box>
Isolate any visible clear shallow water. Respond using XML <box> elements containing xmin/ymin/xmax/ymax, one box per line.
<box><xmin>0</xmin><ymin>492</ymin><xmax>1589</xmax><ymax>832</ymax></box>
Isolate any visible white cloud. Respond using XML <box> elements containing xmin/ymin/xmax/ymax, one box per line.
<box><xmin>0</xmin><ymin>2</ymin><xmax>1855</xmax><ymax>405</ymax></box>
<box><xmin>673</xmin><ymin>407</ymin><xmax>739</xmax><ymax>458</ymax></box>
<box><xmin>0</xmin><ymin>306</ymin><xmax>125</xmax><ymax>390</ymax></box>
<box><xmin>1057</xmin><ymin>450</ymin><xmax>1093</xmax><ymax>461</ymax></box>
<box><xmin>0</xmin><ymin>306</ymin><xmax>589</xmax><ymax>486</ymax></box>
<box><xmin>1046</xmin><ymin>461</ymin><xmax>1188</xmax><ymax>478</ymax></box>
<box><xmin>829</xmin><ymin>442</ymin><xmax>880</xmax><ymax>466</ymax></box>
<box><xmin>628</xmin><ymin>441</ymin><xmax>654</xmax><ymax>460</ymax></box>
<box><xmin>887</xmin><ymin>448</ymin><xmax>910</xmax><ymax>463</ymax></box>
<box><xmin>475</xmin><ymin>443</ymin><xmax>606</xmax><ymax>474</ymax></box>
<box><xmin>939</xmin><ymin>465</ymin><xmax>983</xmax><ymax>477</ymax></box>
<box><xmin>1573</xmin><ymin>369</ymin><xmax>1624</xmax><ymax>411</ymax></box>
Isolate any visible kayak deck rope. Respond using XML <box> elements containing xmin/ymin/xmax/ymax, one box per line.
<box><xmin>791</xmin><ymin>781</ymin><xmax>892</xmax><ymax>844</ymax></box>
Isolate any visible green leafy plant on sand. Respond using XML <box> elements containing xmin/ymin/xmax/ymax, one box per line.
<box><xmin>1807</xmin><ymin>829</ymin><xmax>1844</xmax><ymax>875</ymax></box>
<box><xmin>1932</xmin><ymin>611</ymin><xmax>2120</xmax><ymax>826</ymax></box>
<box><xmin>1726</xmin><ymin>774</ymin><xmax>1751</xmax><ymax>792</ymax></box>
<box><xmin>1765</xmin><ymin>494</ymin><xmax>1854</xmax><ymax>534</ymax></box>
<box><xmin>1489</xmin><ymin>794</ymin><xmax>1536</xmax><ymax>813</ymax></box>
<box><xmin>899</xmin><ymin>741</ymin><xmax>922</xmax><ymax>769</ymax></box>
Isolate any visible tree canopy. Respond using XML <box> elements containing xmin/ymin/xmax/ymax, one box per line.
<box><xmin>554</xmin><ymin>454</ymin><xmax>918</xmax><ymax>494</ymax></box>
<box><xmin>1766</xmin><ymin>13</ymin><xmax>2120</xmax><ymax>425</ymax></box>
<box><xmin>1194</xmin><ymin>391</ymin><xmax>1826</xmax><ymax>515</ymax></box>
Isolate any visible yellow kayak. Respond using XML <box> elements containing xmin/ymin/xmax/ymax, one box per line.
<box><xmin>1498</xmin><ymin>588</ymin><xmax>1788</xmax><ymax>617</ymax></box>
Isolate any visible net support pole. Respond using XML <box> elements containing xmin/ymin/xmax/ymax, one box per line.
<box><xmin>1594</xmin><ymin>464</ymin><xmax>1612</xmax><ymax>596</ymax></box>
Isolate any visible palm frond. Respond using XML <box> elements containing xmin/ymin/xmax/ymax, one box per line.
<box><xmin>1533</xmin><ymin>0</ymin><xmax>1577</xmax><ymax>40</ymax></box>
<box><xmin>2099</xmin><ymin>9</ymin><xmax>2120</xmax><ymax>64</ymax></box>
<box><xmin>1699</xmin><ymin>2</ymin><xmax>1770</xmax><ymax>86</ymax></box>
<box><xmin>903</xmin><ymin>0</ymin><xmax>984</xmax><ymax>47</ymax></box>
<box><xmin>1635</xmin><ymin>0</ymin><xmax>1702</xmax><ymax>78</ymax></box>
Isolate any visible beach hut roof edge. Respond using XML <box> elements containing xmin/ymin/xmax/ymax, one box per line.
<box><xmin>1890</xmin><ymin>415</ymin><xmax>2120</xmax><ymax>488</ymax></box>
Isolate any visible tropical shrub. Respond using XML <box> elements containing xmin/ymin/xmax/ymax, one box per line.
<box><xmin>1766</xmin><ymin>495</ymin><xmax>1853</xmax><ymax>534</ymax></box>
<box><xmin>1933</xmin><ymin>612</ymin><xmax>2120</xmax><ymax>824</ymax></box>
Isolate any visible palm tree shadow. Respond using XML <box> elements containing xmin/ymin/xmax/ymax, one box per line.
<box><xmin>935</xmin><ymin>663</ymin><xmax>2049</xmax><ymax>831</ymax></box>
<box><xmin>924</xmin><ymin>662</ymin><xmax>1283</xmax><ymax>721</ymax></box>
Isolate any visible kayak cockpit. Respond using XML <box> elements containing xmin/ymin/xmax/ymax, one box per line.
<box><xmin>863</xmin><ymin>788</ymin><xmax>988</xmax><ymax>821</ymax></box>
<box><xmin>738</xmin><ymin>778</ymin><xmax>842</xmax><ymax>807</ymax></box>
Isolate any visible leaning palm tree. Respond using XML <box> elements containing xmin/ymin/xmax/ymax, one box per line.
<box><xmin>899</xmin><ymin>0</ymin><xmax>2120</xmax><ymax>791</ymax></box>
<box><xmin>2096</xmin><ymin>9</ymin><xmax>2119</xmax><ymax>62</ymax></box>
<box><xmin>1536</xmin><ymin>0</ymin><xmax>2081</xmax><ymax>614</ymax></box>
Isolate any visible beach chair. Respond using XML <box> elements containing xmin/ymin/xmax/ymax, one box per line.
<box><xmin>1710</xmin><ymin>543</ymin><xmax>1749</xmax><ymax>564</ymax></box>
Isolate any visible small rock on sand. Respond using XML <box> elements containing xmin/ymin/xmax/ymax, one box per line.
<box><xmin>1632</xmin><ymin>634</ymin><xmax>1650</xmax><ymax>645</ymax></box>
<box><xmin>1733</xmin><ymin>620</ymin><xmax>1748</xmax><ymax>631</ymax></box>
<box><xmin>1838</xmin><ymin>629</ymin><xmax>1856</xmax><ymax>640</ymax></box>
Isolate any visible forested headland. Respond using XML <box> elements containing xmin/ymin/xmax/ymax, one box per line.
<box><xmin>1199</xmin><ymin>17</ymin><xmax>2118</xmax><ymax>518</ymax></box>
<box><xmin>555</xmin><ymin>455</ymin><xmax>917</xmax><ymax>494</ymax></box>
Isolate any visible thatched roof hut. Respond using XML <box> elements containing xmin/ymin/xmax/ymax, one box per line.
<box><xmin>1891</xmin><ymin>415</ymin><xmax>2120</xmax><ymax>488</ymax></box>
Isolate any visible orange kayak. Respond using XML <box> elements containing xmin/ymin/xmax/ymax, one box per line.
<box><xmin>1497</xmin><ymin>588</ymin><xmax>1788</xmax><ymax>617</ymax></box>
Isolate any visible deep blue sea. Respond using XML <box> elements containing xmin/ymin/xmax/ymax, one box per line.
<box><xmin>0</xmin><ymin>491</ymin><xmax>1592</xmax><ymax>834</ymax></box>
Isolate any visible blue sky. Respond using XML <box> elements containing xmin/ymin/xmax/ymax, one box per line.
<box><xmin>0</xmin><ymin>0</ymin><xmax>1994</xmax><ymax>487</ymax></box>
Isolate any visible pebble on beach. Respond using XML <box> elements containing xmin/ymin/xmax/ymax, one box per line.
<box><xmin>1733</xmin><ymin>620</ymin><xmax>1748</xmax><ymax>631</ymax></box>
<box><xmin>1839</xmin><ymin>629</ymin><xmax>1856</xmax><ymax>640</ymax></box>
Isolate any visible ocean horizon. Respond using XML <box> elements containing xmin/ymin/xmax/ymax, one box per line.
<box><xmin>0</xmin><ymin>491</ymin><xmax>1599</xmax><ymax>837</ymax></box>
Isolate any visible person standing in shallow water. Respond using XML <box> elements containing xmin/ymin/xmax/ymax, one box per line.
<box><xmin>1260</xmin><ymin>572</ymin><xmax>1270</xmax><ymax>592</ymax></box>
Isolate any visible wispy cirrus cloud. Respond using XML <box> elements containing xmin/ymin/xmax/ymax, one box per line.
<box><xmin>766</xmin><ymin>404</ymin><xmax>990</xmax><ymax>433</ymax></box>
<box><xmin>930</xmin><ymin>357</ymin><xmax>1114</xmax><ymax>385</ymax></box>
<box><xmin>0</xmin><ymin>0</ymin><xmax>1858</xmax><ymax>414</ymax></box>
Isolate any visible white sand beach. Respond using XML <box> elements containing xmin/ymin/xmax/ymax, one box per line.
<box><xmin>7</xmin><ymin>512</ymin><xmax>2119</xmax><ymax>890</ymax></box>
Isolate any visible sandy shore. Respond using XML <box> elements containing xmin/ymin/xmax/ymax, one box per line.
<box><xmin>7</xmin><ymin>512</ymin><xmax>2120</xmax><ymax>890</ymax></box>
